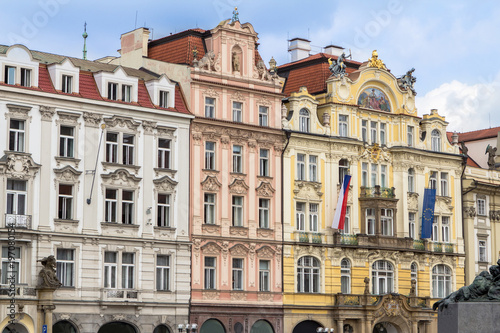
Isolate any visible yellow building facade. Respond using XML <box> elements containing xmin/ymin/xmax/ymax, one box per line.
<box><xmin>279</xmin><ymin>52</ymin><xmax>465</xmax><ymax>333</ymax></box>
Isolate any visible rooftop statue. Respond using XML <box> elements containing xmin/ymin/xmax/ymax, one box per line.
<box><xmin>37</xmin><ymin>255</ymin><xmax>62</xmax><ymax>289</ymax></box>
<box><xmin>231</xmin><ymin>7</ymin><xmax>239</xmax><ymax>23</ymax></box>
<box><xmin>398</xmin><ymin>68</ymin><xmax>417</xmax><ymax>95</ymax></box>
<box><xmin>433</xmin><ymin>258</ymin><xmax>500</xmax><ymax>311</ymax></box>
<box><xmin>368</xmin><ymin>50</ymin><xmax>386</xmax><ymax>70</ymax></box>
<box><xmin>328</xmin><ymin>51</ymin><xmax>350</xmax><ymax>78</ymax></box>
<box><xmin>485</xmin><ymin>144</ymin><xmax>497</xmax><ymax>169</ymax></box>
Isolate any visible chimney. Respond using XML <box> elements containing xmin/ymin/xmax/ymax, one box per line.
<box><xmin>120</xmin><ymin>27</ymin><xmax>150</xmax><ymax>57</ymax></box>
<box><xmin>324</xmin><ymin>44</ymin><xmax>344</xmax><ymax>57</ymax></box>
<box><xmin>288</xmin><ymin>38</ymin><xmax>311</xmax><ymax>62</ymax></box>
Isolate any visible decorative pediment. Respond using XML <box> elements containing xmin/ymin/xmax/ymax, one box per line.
<box><xmin>53</xmin><ymin>165</ymin><xmax>82</xmax><ymax>182</ymax></box>
<box><xmin>203</xmin><ymin>88</ymin><xmax>219</xmax><ymax>98</ymax></box>
<box><xmin>231</xmin><ymin>91</ymin><xmax>245</xmax><ymax>102</ymax></box>
<box><xmin>229</xmin><ymin>179</ymin><xmax>249</xmax><ymax>194</ymax></box>
<box><xmin>256</xmin><ymin>246</ymin><xmax>275</xmax><ymax>258</ymax></box>
<box><xmin>104</xmin><ymin>115</ymin><xmax>140</xmax><ymax>131</ymax></box>
<box><xmin>101</xmin><ymin>168</ymin><xmax>141</xmax><ymax>187</ymax></box>
<box><xmin>201</xmin><ymin>175</ymin><xmax>222</xmax><ymax>192</ymax></box>
<box><xmin>153</xmin><ymin>175</ymin><xmax>178</xmax><ymax>192</ymax></box>
<box><xmin>294</xmin><ymin>181</ymin><xmax>323</xmax><ymax>198</ymax></box>
<box><xmin>201</xmin><ymin>241</ymin><xmax>222</xmax><ymax>255</ymax></box>
<box><xmin>256</xmin><ymin>181</ymin><xmax>275</xmax><ymax>197</ymax></box>
<box><xmin>82</xmin><ymin>112</ymin><xmax>103</xmax><ymax>127</ymax></box>
<box><xmin>229</xmin><ymin>244</ymin><xmax>249</xmax><ymax>256</ymax></box>
<box><xmin>435</xmin><ymin>196</ymin><xmax>453</xmax><ymax>215</ymax></box>
<box><xmin>6</xmin><ymin>104</ymin><xmax>31</xmax><ymax>119</ymax></box>
<box><xmin>0</xmin><ymin>152</ymin><xmax>40</xmax><ymax>179</ymax></box>
<box><xmin>157</xmin><ymin>125</ymin><xmax>176</xmax><ymax>138</ymax></box>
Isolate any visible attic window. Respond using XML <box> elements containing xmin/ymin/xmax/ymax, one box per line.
<box><xmin>20</xmin><ymin>68</ymin><xmax>31</xmax><ymax>87</ymax></box>
<box><xmin>108</xmin><ymin>82</ymin><xmax>118</xmax><ymax>100</ymax></box>
<box><xmin>5</xmin><ymin>66</ymin><xmax>15</xmax><ymax>85</ymax></box>
<box><xmin>122</xmin><ymin>85</ymin><xmax>132</xmax><ymax>102</ymax></box>
<box><xmin>62</xmin><ymin>75</ymin><xmax>73</xmax><ymax>94</ymax></box>
<box><xmin>159</xmin><ymin>90</ymin><xmax>169</xmax><ymax>108</ymax></box>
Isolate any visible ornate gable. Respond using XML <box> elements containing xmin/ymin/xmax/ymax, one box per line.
<box><xmin>256</xmin><ymin>181</ymin><xmax>275</xmax><ymax>197</ymax></box>
<box><xmin>229</xmin><ymin>178</ymin><xmax>249</xmax><ymax>194</ymax></box>
<box><xmin>53</xmin><ymin>165</ymin><xmax>82</xmax><ymax>183</ymax></box>
<box><xmin>202</xmin><ymin>242</ymin><xmax>222</xmax><ymax>255</ymax></box>
<box><xmin>201</xmin><ymin>175</ymin><xmax>222</xmax><ymax>192</ymax></box>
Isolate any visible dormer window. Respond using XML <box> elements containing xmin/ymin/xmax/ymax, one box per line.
<box><xmin>159</xmin><ymin>91</ymin><xmax>169</xmax><ymax>108</ymax></box>
<box><xmin>4</xmin><ymin>66</ymin><xmax>15</xmax><ymax>85</ymax></box>
<box><xmin>431</xmin><ymin>129</ymin><xmax>441</xmax><ymax>152</ymax></box>
<box><xmin>62</xmin><ymin>75</ymin><xmax>73</xmax><ymax>94</ymax></box>
<box><xmin>299</xmin><ymin>109</ymin><xmax>310</xmax><ymax>132</ymax></box>
<box><xmin>20</xmin><ymin>68</ymin><xmax>31</xmax><ymax>87</ymax></box>
<box><xmin>122</xmin><ymin>85</ymin><xmax>132</xmax><ymax>102</ymax></box>
<box><xmin>108</xmin><ymin>82</ymin><xmax>118</xmax><ymax>100</ymax></box>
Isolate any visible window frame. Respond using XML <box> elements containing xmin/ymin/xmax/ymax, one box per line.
<box><xmin>339</xmin><ymin>114</ymin><xmax>348</xmax><ymax>137</ymax></box>
<box><xmin>259</xmin><ymin>259</ymin><xmax>270</xmax><ymax>292</ymax></box>
<box><xmin>121</xmin><ymin>252</ymin><xmax>135</xmax><ymax>289</ymax></box>
<box><xmin>440</xmin><ymin>172</ymin><xmax>449</xmax><ymax>196</ymax></box>
<box><xmin>441</xmin><ymin>216</ymin><xmax>450</xmax><ymax>243</ymax></box>
<box><xmin>205</xmin><ymin>141</ymin><xmax>216</xmax><ymax>170</ymax></box>
<box><xmin>372</xmin><ymin>260</ymin><xmax>394</xmax><ymax>295</ymax></box>
<box><xmin>366</xmin><ymin>208</ymin><xmax>375</xmax><ymax>235</ymax></box>
<box><xmin>408</xmin><ymin>168</ymin><xmax>415</xmax><ymax>193</ymax></box>
<box><xmin>56</xmin><ymin>248</ymin><xmax>75</xmax><ymax>287</ymax></box>
<box><xmin>4</xmin><ymin>65</ymin><xmax>16</xmax><ymax>85</ymax></box>
<box><xmin>432</xmin><ymin>264</ymin><xmax>451</xmax><ymax>298</ymax></box>
<box><xmin>205</xmin><ymin>97</ymin><xmax>215</xmax><ymax>118</ymax></box>
<box><xmin>296</xmin><ymin>202</ymin><xmax>306</xmax><ymax>231</ymax></box>
<box><xmin>9</xmin><ymin>119</ymin><xmax>25</xmax><ymax>152</ymax></box>
<box><xmin>62</xmin><ymin>74</ymin><xmax>73</xmax><ymax>94</ymax></box>
<box><xmin>259</xmin><ymin>149</ymin><xmax>270</xmax><ymax>177</ymax></box>
<box><xmin>59</xmin><ymin>125</ymin><xmax>75</xmax><ymax>158</ymax></box>
<box><xmin>296</xmin><ymin>154</ymin><xmax>306</xmax><ymax>180</ymax></box>
<box><xmin>232</xmin><ymin>258</ymin><xmax>244</xmax><ymax>291</ymax></box>
<box><xmin>57</xmin><ymin>183</ymin><xmax>74</xmax><ymax>220</ymax></box>
<box><xmin>407</xmin><ymin>125</ymin><xmax>414</xmax><ymax>147</ymax></box>
<box><xmin>6</xmin><ymin>179</ymin><xmax>27</xmax><ymax>216</ymax></box>
<box><xmin>108</xmin><ymin>82</ymin><xmax>118</xmax><ymax>100</ymax></box>
<box><xmin>232</xmin><ymin>101</ymin><xmax>243</xmax><ymax>122</ymax></box>
<box><xmin>409</xmin><ymin>212</ymin><xmax>416</xmax><ymax>239</ymax></box>
<box><xmin>157</xmin><ymin>193</ymin><xmax>171</xmax><ymax>227</ymax></box>
<box><xmin>478</xmin><ymin>240</ymin><xmax>487</xmax><ymax>262</ymax></box>
<box><xmin>156</xmin><ymin>255</ymin><xmax>171</xmax><ymax>291</ymax></box>
<box><xmin>431</xmin><ymin>129</ymin><xmax>441</xmax><ymax>152</ymax></box>
<box><xmin>204</xmin><ymin>193</ymin><xmax>216</xmax><ymax>224</ymax></box>
<box><xmin>297</xmin><ymin>256</ymin><xmax>320</xmax><ymax>293</ymax></box>
<box><xmin>231</xmin><ymin>195</ymin><xmax>244</xmax><ymax>227</ymax></box>
<box><xmin>104</xmin><ymin>188</ymin><xmax>135</xmax><ymax>224</ymax></box>
<box><xmin>232</xmin><ymin>145</ymin><xmax>243</xmax><ymax>173</ymax></box>
<box><xmin>258</xmin><ymin>105</ymin><xmax>269</xmax><ymax>126</ymax></box>
<box><xmin>204</xmin><ymin>256</ymin><xmax>217</xmax><ymax>290</ymax></box>
<box><xmin>258</xmin><ymin>198</ymin><xmax>270</xmax><ymax>229</ymax></box>
<box><xmin>309</xmin><ymin>155</ymin><xmax>318</xmax><ymax>182</ymax></box>
<box><xmin>159</xmin><ymin>90</ymin><xmax>169</xmax><ymax>108</ymax></box>
<box><xmin>381</xmin><ymin>208</ymin><xmax>393</xmax><ymax>236</ymax></box>
<box><xmin>380</xmin><ymin>123</ymin><xmax>386</xmax><ymax>145</ymax></box>
<box><xmin>299</xmin><ymin>108</ymin><xmax>310</xmax><ymax>133</ymax></box>
<box><xmin>1</xmin><ymin>246</ymin><xmax>21</xmax><ymax>285</ymax></box>
<box><xmin>157</xmin><ymin>138</ymin><xmax>172</xmax><ymax>169</ymax></box>
<box><xmin>340</xmin><ymin>258</ymin><xmax>351</xmax><ymax>294</ymax></box>
<box><xmin>20</xmin><ymin>68</ymin><xmax>31</xmax><ymax>87</ymax></box>
<box><xmin>309</xmin><ymin>203</ymin><xmax>319</xmax><ymax>232</ymax></box>
<box><xmin>477</xmin><ymin>198</ymin><xmax>486</xmax><ymax>216</ymax></box>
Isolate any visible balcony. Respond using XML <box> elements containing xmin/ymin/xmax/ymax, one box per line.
<box><xmin>5</xmin><ymin>214</ymin><xmax>32</xmax><ymax>229</ymax></box>
<box><xmin>335</xmin><ymin>293</ymin><xmax>431</xmax><ymax>308</ymax></box>
<box><xmin>297</xmin><ymin>231</ymin><xmax>322</xmax><ymax>244</ymax></box>
<box><xmin>101</xmin><ymin>289</ymin><xmax>138</xmax><ymax>301</ymax></box>
<box><xmin>340</xmin><ymin>234</ymin><xmax>358</xmax><ymax>245</ymax></box>
<box><xmin>360</xmin><ymin>186</ymin><xmax>395</xmax><ymax>198</ymax></box>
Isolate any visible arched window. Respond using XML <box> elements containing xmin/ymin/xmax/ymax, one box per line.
<box><xmin>153</xmin><ymin>325</ymin><xmax>171</xmax><ymax>333</ymax></box>
<box><xmin>411</xmin><ymin>262</ymin><xmax>418</xmax><ymax>296</ymax></box>
<box><xmin>98</xmin><ymin>322</ymin><xmax>136</xmax><ymax>333</ymax></box>
<box><xmin>53</xmin><ymin>321</ymin><xmax>77</xmax><ymax>333</ymax></box>
<box><xmin>339</xmin><ymin>159</ymin><xmax>349</xmax><ymax>184</ymax></box>
<box><xmin>408</xmin><ymin>168</ymin><xmax>415</xmax><ymax>193</ymax></box>
<box><xmin>372</xmin><ymin>260</ymin><xmax>394</xmax><ymax>295</ymax></box>
<box><xmin>431</xmin><ymin>129</ymin><xmax>441</xmax><ymax>152</ymax></box>
<box><xmin>340</xmin><ymin>258</ymin><xmax>351</xmax><ymax>294</ymax></box>
<box><xmin>432</xmin><ymin>264</ymin><xmax>451</xmax><ymax>298</ymax></box>
<box><xmin>250</xmin><ymin>320</ymin><xmax>274</xmax><ymax>333</ymax></box>
<box><xmin>297</xmin><ymin>256</ymin><xmax>320</xmax><ymax>293</ymax></box>
<box><xmin>299</xmin><ymin>109</ymin><xmax>310</xmax><ymax>132</ymax></box>
<box><xmin>200</xmin><ymin>319</ymin><xmax>226</xmax><ymax>333</ymax></box>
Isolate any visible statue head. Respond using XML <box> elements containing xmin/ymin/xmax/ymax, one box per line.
<box><xmin>371</xmin><ymin>50</ymin><xmax>378</xmax><ymax>59</ymax></box>
<box><xmin>489</xmin><ymin>264</ymin><xmax>500</xmax><ymax>277</ymax></box>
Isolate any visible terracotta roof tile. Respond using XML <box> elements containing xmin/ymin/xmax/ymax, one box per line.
<box><xmin>450</xmin><ymin>127</ymin><xmax>500</xmax><ymax>143</ymax></box>
<box><xmin>137</xmin><ymin>80</ymin><xmax>154</xmax><ymax>108</ymax></box>
<box><xmin>173</xmin><ymin>85</ymin><xmax>190</xmax><ymax>114</ymax></box>
<box><xmin>78</xmin><ymin>72</ymin><xmax>103</xmax><ymax>100</ymax></box>
<box><xmin>38</xmin><ymin>65</ymin><xmax>57</xmax><ymax>93</ymax></box>
<box><xmin>148</xmin><ymin>30</ymin><xmax>206</xmax><ymax>65</ymax></box>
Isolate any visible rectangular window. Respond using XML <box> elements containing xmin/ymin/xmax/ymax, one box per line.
<box><xmin>232</xmin><ymin>145</ymin><xmax>243</xmax><ymax>173</ymax></box>
<box><xmin>380</xmin><ymin>123</ymin><xmax>386</xmax><ymax>145</ymax></box>
<box><xmin>204</xmin><ymin>257</ymin><xmax>216</xmax><ymax>289</ymax></box>
<box><xmin>381</xmin><ymin>208</ymin><xmax>393</xmax><ymax>236</ymax></box>
<box><xmin>156</xmin><ymin>255</ymin><xmax>170</xmax><ymax>291</ymax></box>
<box><xmin>56</xmin><ymin>249</ymin><xmax>74</xmax><ymax>287</ymax></box>
<box><xmin>5</xmin><ymin>66</ymin><xmax>15</xmax><ymax>85</ymax></box>
<box><xmin>259</xmin><ymin>260</ymin><xmax>270</xmax><ymax>292</ymax></box>
<box><xmin>104</xmin><ymin>251</ymin><xmax>117</xmax><ymax>288</ymax></box>
<box><xmin>205</xmin><ymin>142</ymin><xmax>215</xmax><ymax>170</ymax></box>
<box><xmin>1</xmin><ymin>246</ymin><xmax>20</xmax><ymax>284</ymax></box>
<box><xmin>432</xmin><ymin>216</ymin><xmax>439</xmax><ymax>242</ymax></box>
<box><xmin>366</xmin><ymin>208</ymin><xmax>375</xmax><ymax>235</ymax></box>
<box><xmin>6</xmin><ymin>179</ymin><xmax>27</xmax><ymax>216</ymax></box>
<box><xmin>477</xmin><ymin>198</ymin><xmax>486</xmax><ymax>216</ymax></box>
<box><xmin>121</xmin><ymin>85</ymin><xmax>132</xmax><ymax>102</ymax></box>
<box><xmin>370</xmin><ymin>121</ymin><xmax>378</xmax><ymax>144</ymax></box>
<box><xmin>105</xmin><ymin>189</ymin><xmax>118</xmax><ymax>222</ymax></box>
<box><xmin>121</xmin><ymin>252</ymin><xmax>135</xmax><ymax>289</ymax></box>
<box><xmin>407</xmin><ymin>126</ymin><xmax>414</xmax><ymax>147</ymax></box>
<box><xmin>232</xmin><ymin>196</ymin><xmax>243</xmax><ymax>227</ymax></box>
<box><xmin>58</xmin><ymin>184</ymin><xmax>73</xmax><ymax>220</ymax></box>
<box><xmin>339</xmin><ymin>114</ymin><xmax>348</xmax><ymax>137</ymax></box>
<box><xmin>59</xmin><ymin>126</ymin><xmax>74</xmax><ymax>158</ymax></box>
<box><xmin>232</xmin><ymin>101</ymin><xmax>242</xmax><ymax>122</ymax></box>
<box><xmin>205</xmin><ymin>97</ymin><xmax>215</xmax><ymax>118</ymax></box>
<box><xmin>479</xmin><ymin>240</ymin><xmax>487</xmax><ymax>262</ymax></box>
<box><xmin>440</xmin><ymin>172</ymin><xmax>448</xmax><ymax>196</ymax></box>
<box><xmin>297</xmin><ymin>154</ymin><xmax>306</xmax><ymax>180</ymax></box>
<box><xmin>408</xmin><ymin>169</ymin><xmax>415</xmax><ymax>193</ymax></box>
<box><xmin>20</xmin><ymin>68</ymin><xmax>31</xmax><ymax>87</ymax></box>
<box><xmin>409</xmin><ymin>212</ymin><xmax>416</xmax><ymax>239</ymax></box>
<box><xmin>296</xmin><ymin>202</ymin><xmax>305</xmax><ymax>231</ymax></box>
<box><xmin>122</xmin><ymin>190</ymin><xmax>134</xmax><ymax>224</ymax></box>
<box><xmin>259</xmin><ymin>106</ymin><xmax>268</xmax><ymax>126</ymax></box>
<box><xmin>339</xmin><ymin>159</ymin><xmax>349</xmax><ymax>184</ymax></box>
<box><xmin>429</xmin><ymin>171</ymin><xmax>438</xmax><ymax>190</ymax></box>
<box><xmin>106</xmin><ymin>132</ymin><xmax>118</xmax><ymax>163</ymax></box>
<box><xmin>362</xmin><ymin>163</ymin><xmax>368</xmax><ymax>187</ymax></box>
<box><xmin>371</xmin><ymin>164</ymin><xmax>378</xmax><ymax>187</ymax></box>
<box><xmin>441</xmin><ymin>216</ymin><xmax>450</xmax><ymax>243</ymax></box>
<box><xmin>309</xmin><ymin>203</ymin><xmax>319</xmax><ymax>232</ymax></box>
<box><xmin>381</xmin><ymin>165</ymin><xmax>387</xmax><ymax>188</ymax></box>
<box><xmin>259</xmin><ymin>198</ymin><xmax>270</xmax><ymax>229</ymax></box>
<box><xmin>122</xmin><ymin>134</ymin><xmax>134</xmax><ymax>165</ymax></box>
<box><xmin>108</xmin><ymin>82</ymin><xmax>118</xmax><ymax>100</ymax></box>
<box><xmin>62</xmin><ymin>74</ymin><xmax>73</xmax><ymax>94</ymax></box>
<box><xmin>157</xmin><ymin>194</ymin><xmax>170</xmax><ymax>227</ymax></box>
<box><xmin>341</xmin><ymin>206</ymin><xmax>350</xmax><ymax>234</ymax></box>
<box><xmin>259</xmin><ymin>149</ymin><xmax>269</xmax><ymax>177</ymax></box>
<box><xmin>158</xmin><ymin>138</ymin><xmax>171</xmax><ymax>169</ymax></box>
<box><xmin>362</xmin><ymin>120</ymin><xmax>368</xmax><ymax>142</ymax></box>
<box><xmin>159</xmin><ymin>90</ymin><xmax>169</xmax><ymax>108</ymax></box>
<box><xmin>204</xmin><ymin>193</ymin><xmax>216</xmax><ymax>224</ymax></box>
<box><xmin>232</xmin><ymin>258</ymin><xmax>243</xmax><ymax>290</ymax></box>
<box><xmin>9</xmin><ymin>119</ymin><xmax>25</xmax><ymax>152</ymax></box>
<box><xmin>309</xmin><ymin>155</ymin><xmax>318</xmax><ymax>182</ymax></box>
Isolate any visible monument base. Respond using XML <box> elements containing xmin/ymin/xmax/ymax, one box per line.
<box><xmin>438</xmin><ymin>302</ymin><xmax>500</xmax><ymax>333</ymax></box>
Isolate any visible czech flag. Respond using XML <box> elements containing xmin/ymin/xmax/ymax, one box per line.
<box><xmin>331</xmin><ymin>175</ymin><xmax>351</xmax><ymax>230</ymax></box>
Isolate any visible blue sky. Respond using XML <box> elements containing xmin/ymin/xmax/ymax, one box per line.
<box><xmin>1</xmin><ymin>0</ymin><xmax>499</xmax><ymax>132</ymax></box>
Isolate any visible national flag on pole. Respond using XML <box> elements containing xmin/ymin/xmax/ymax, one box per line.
<box><xmin>331</xmin><ymin>174</ymin><xmax>352</xmax><ymax>230</ymax></box>
<box><xmin>421</xmin><ymin>188</ymin><xmax>436</xmax><ymax>239</ymax></box>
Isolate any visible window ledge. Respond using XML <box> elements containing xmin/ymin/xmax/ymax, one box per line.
<box><xmin>202</xmin><ymin>168</ymin><xmax>219</xmax><ymax>173</ymax></box>
<box><xmin>257</xmin><ymin>175</ymin><xmax>273</xmax><ymax>180</ymax></box>
<box><xmin>102</xmin><ymin>162</ymin><xmax>141</xmax><ymax>173</ymax></box>
<box><xmin>154</xmin><ymin>167</ymin><xmax>177</xmax><ymax>174</ymax></box>
<box><xmin>101</xmin><ymin>222</ymin><xmax>139</xmax><ymax>228</ymax></box>
<box><xmin>230</xmin><ymin>172</ymin><xmax>247</xmax><ymax>177</ymax></box>
<box><xmin>54</xmin><ymin>219</ymin><xmax>79</xmax><ymax>224</ymax></box>
<box><xmin>154</xmin><ymin>226</ymin><xmax>176</xmax><ymax>230</ymax></box>
<box><xmin>55</xmin><ymin>156</ymin><xmax>81</xmax><ymax>167</ymax></box>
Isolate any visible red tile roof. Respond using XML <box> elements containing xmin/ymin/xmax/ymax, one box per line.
<box><xmin>173</xmin><ymin>85</ymin><xmax>190</xmax><ymax>114</ymax></box>
<box><xmin>148</xmin><ymin>29</ymin><xmax>207</xmax><ymax>65</ymax></box>
<box><xmin>38</xmin><ymin>64</ymin><xmax>57</xmax><ymax>93</ymax></box>
<box><xmin>450</xmin><ymin>127</ymin><xmax>500</xmax><ymax>143</ymax></box>
<box><xmin>137</xmin><ymin>80</ymin><xmax>154</xmax><ymax>108</ymax></box>
<box><xmin>278</xmin><ymin>53</ymin><xmax>361</xmax><ymax>96</ymax></box>
<box><xmin>79</xmin><ymin>72</ymin><xmax>103</xmax><ymax>100</ymax></box>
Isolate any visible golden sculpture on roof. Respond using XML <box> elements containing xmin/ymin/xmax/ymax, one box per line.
<box><xmin>368</xmin><ymin>50</ymin><xmax>386</xmax><ymax>70</ymax></box>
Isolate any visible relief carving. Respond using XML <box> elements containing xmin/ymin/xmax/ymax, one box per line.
<box><xmin>39</xmin><ymin>105</ymin><xmax>55</xmax><ymax>121</ymax></box>
<box><xmin>229</xmin><ymin>244</ymin><xmax>249</xmax><ymax>256</ymax></box>
<box><xmin>201</xmin><ymin>241</ymin><xmax>222</xmax><ymax>255</ymax></box>
<box><xmin>201</xmin><ymin>175</ymin><xmax>222</xmax><ymax>191</ymax></box>
<box><xmin>82</xmin><ymin>112</ymin><xmax>103</xmax><ymax>127</ymax></box>
<box><xmin>101</xmin><ymin>168</ymin><xmax>141</xmax><ymax>187</ymax></box>
<box><xmin>256</xmin><ymin>181</ymin><xmax>275</xmax><ymax>197</ymax></box>
<box><xmin>1</xmin><ymin>152</ymin><xmax>40</xmax><ymax>179</ymax></box>
<box><xmin>53</xmin><ymin>165</ymin><xmax>82</xmax><ymax>183</ymax></box>
<box><xmin>142</xmin><ymin>121</ymin><xmax>157</xmax><ymax>134</ymax></box>
<box><xmin>256</xmin><ymin>246</ymin><xmax>275</xmax><ymax>258</ymax></box>
<box><xmin>153</xmin><ymin>175</ymin><xmax>178</xmax><ymax>192</ymax></box>
<box><xmin>464</xmin><ymin>206</ymin><xmax>476</xmax><ymax>218</ymax></box>
<box><xmin>229</xmin><ymin>178</ymin><xmax>249</xmax><ymax>194</ymax></box>
<box><xmin>104</xmin><ymin>115</ymin><xmax>140</xmax><ymax>131</ymax></box>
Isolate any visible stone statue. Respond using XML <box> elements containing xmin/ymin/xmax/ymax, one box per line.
<box><xmin>364</xmin><ymin>277</ymin><xmax>370</xmax><ymax>294</ymax></box>
<box><xmin>409</xmin><ymin>279</ymin><xmax>416</xmax><ymax>297</ymax></box>
<box><xmin>433</xmin><ymin>258</ymin><xmax>500</xmax><ymax>311</ymax></box>
<box><xmin>368</xmin><ymin>50</ymin><xmax>387</xmax><ymax>70</ymax></box>
<box><xmin>328</xmin><ymin>52</ymin><xmax>349</xmax><ymax>78</ymax></box>
<box><xmin>37</xmin><ymin>255</ymin><xmax>62</xmax><ymax>289</ymax></box>
<box><xmin>255</xmin><ymin>60</ymin><xmax>271</xmax><ymax>80</ymax></box>
<box><xmin>398</xmin><ymin>68</ymin><xmax>417</xmax><ymax>95</ymax></box>
<box><xmin>195</xmin><ymin>50</ymin><xmax>216</xmax><ymax>71</ymax></box>
<box><xmin>485</xmin><ymin>144</ymin><xmax>497</xmax><ymax>169</ymax></box>
<box><xmin>460</xmin><ymin>141</ymin><xmax>468</xmax><ymax>157</ymax></box>
<box><xmin>232</xmin><ymin>52</ymin><xmax>240</xmax><ymax>72</ymax></box>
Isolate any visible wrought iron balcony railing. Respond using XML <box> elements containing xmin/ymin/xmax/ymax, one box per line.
<box><xmin>360</xmin><ymin>186</ymin><xmax>396</xmax><ymax>198</ymax></box>
<box><xmin>5</xmin><ymin>214</ymin><xmax>32</xmax><ymax>229</ymax></box>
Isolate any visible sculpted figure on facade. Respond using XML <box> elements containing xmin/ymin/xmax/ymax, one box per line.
<box><xmin>255</xmin><ymin>60</ymin><xmax>271</xmax><ymax>81</ymax></box>
<box><xmin>398</xmin><ymin>68</ymin><xmax>417</xmax><ymax>95</ymax></box>
<box><xmin>37</xmin><ymin>255</ymin><xmax>62</xmax><ymax>289</ymax></box>
<box><xmin>232</xmin><ymin>51</ymin><xmax>240</xmax><ymax>72</ymax></box>
<box><xmin>195</xmin><ymin>50</ymin><xmax>216</xmax><ymax>71</ymax></box>
<box><xmin>368</xmin><ymin>50</ymin><xmax>387</xmax><ymax>70</ymax></box>
<box><xmin>328</xmin><ymin>51</ymin><xmax>350</xmax><ymax>78</ymax></box>
<box><xmin>486</xmin><ymin>144</ymin><xmax>497</xmax><ymax>169</ymax></box>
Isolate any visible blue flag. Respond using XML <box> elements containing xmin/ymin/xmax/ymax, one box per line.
<box><xmin>421</xmin><ymin>188</ymin><xmax>436</xmax><ymax>239</ymax></box>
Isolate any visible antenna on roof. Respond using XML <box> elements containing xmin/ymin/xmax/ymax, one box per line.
<box><xmin>135</xmin><ymin>10</ymin><xmax>138</xmax><ymax>29</ymax></box>
<box><xmin>82</xmin><ymin>22</ymin><xmax>88</xmax><ymax>60</ymax></box>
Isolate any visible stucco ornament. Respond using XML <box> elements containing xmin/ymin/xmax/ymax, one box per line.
<box><xmin>37</xmin><ymin>255</ymin><xmax>62</xmax><ymax>289</ymax></box>
<box><xmin>195</xmin><ymin>50</ymin><xmax>216</xmax><ymax>71</ymax></box>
